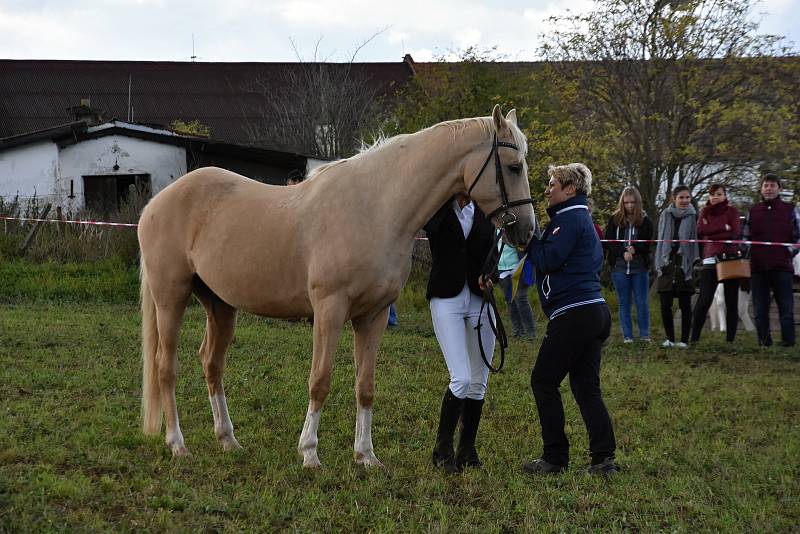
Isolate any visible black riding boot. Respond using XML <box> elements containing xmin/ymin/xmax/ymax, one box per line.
<box><xmin>456</xmin><ymin>397</ymin><xmax>485</xmax><ymax>470</ymax></box>
<box><xmin>432</xmin><ymin>388</ymin><xmax>464</xmax><ymax>474</ymax></box>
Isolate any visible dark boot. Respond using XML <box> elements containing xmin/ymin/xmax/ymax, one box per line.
<box><xmin>456</xmin><ymin>397</ymin><xmax>484</xmax><ymax>470</ymax></box>
<box><xmin>432</xmin><ymin>388</ymin><xmax>463</xmax><ymax>474</ymax></box>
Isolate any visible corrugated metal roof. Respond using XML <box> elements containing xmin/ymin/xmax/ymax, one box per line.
<box><xmin>0</xmin><ymin>59</ymin><xmax>416</xmax><ymax>152</ymax></box>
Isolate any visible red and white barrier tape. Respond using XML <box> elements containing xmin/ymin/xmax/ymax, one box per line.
<box><xmin>0</xmin><ymin>215</ymin><xmax>138</xmax><ymax>228</ymax></box>
<box><xmin>1</xmin><ymin>216</ymin><xmax>798</xmax><ymax>248</ymax></box>
<box><xmin>601</xmin><ymin>238</ymin><xmax>800</xmax><ymax>248</ymax></box>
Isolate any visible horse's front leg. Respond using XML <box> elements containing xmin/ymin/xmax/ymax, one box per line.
<box><xmin>298</xmin><ymin>296</ymin><xmax>347</xmax><ymax>468</ymax></box>
<box><xmin>351</xmin><ymin>307</ymin><xmax>389</xmax><ymax>468</ymax></box>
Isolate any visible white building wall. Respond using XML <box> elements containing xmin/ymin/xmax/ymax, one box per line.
<box><xmin>0</xmin><ymin>141</ymin><xmax>60</xmax><ymax>205</ymax></box>
<box><xmin>59</xmin><ymin>135</ymin><xmax>187</xmax><ymax>211</ymax></box>
<box><xmin>0</xmin><ymin>135</ymin><xmax>187</xmax><ymax>213</ymax></box>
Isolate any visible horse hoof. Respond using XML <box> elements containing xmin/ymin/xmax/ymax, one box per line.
<box><xmin>355</xmin><ymin>452</ymin><xmax>385</xmax><ymax>468</ymax></box>
<box><xmin>171</xmin><ymin>445</ymin><xmax>190</xmax><ymax>457</ymax></box>
<box><xmin>221</xmin><ymin>437</ymin><xmax>243</xmax><ymax>452</ymax></box>
<box><xmin>302</xmin><ymin>453</ymin><xmax>322</xmax><ymax>469</ymax></box>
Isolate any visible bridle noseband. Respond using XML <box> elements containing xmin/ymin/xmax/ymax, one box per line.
<box><xmin>467</xmin><ymin>134</ymin><xmax>534</xmax><ymax>230</ymax></box>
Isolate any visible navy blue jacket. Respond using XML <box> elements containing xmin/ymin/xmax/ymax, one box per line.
<box><xmin>526</xmin><ymin>194</ymin><xmax>605</xmax><ymax>319</ymax></box>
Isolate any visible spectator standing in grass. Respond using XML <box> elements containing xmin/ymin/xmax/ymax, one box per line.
<box><xmin>690</xmin><ymin>184</ymin><xmax>741</xmax><ymax>343</ymax></box>
<box><xmin>387</xmin><ymin>302</ymin><xmax>398</xmax><ymax>327</ymax></box>
<box><xmin>604</xmin><ymin>186</ymin><xmax>653</xmax><ymax>343</ymax></box>
<box><xmin>654</xmin><ymin>185</ymin><xmax>698</xmax><ymax>348</ymax></box>
<box><xmin>742</xmin><ymin>174</ymin><xmax>799</xmax><ymax>347</ymax></box>
<box><xmin>497</xmin><ymin>238</ymin><xmax>536</xmax><ymax>340</ymax></box>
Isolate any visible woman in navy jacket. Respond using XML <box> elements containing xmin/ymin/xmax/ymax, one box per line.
<box><xmin>522</xmin><ymin>163</ymin><xmax>618</xmax><ymax>476</ymax></box>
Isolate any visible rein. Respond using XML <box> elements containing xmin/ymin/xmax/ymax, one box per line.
<box><xmin>475</xmin><ymin>229</ymin><xmax>509</xmax><ymax>373</ymax></box>
<box><xmin>467</xmin><ymin>134</ymin><xmax>533</xmax><ymax>373</ymax></box>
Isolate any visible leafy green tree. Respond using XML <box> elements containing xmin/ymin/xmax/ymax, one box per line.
<box><xmin>539</xmin><ymin>0</ymin><xmax>799</xmax><ymax>217</ymax></box>
<box><xmin>390</xmin><ymin>47</ymin><xmax>627</xmax><ymax>221</ymax></box>
<box><xmin>170</xmin><ymin>119</ymin><xmax>211</xmax><ymax>138</ymax></box>
<box><xmin>391</xmin><ymin>47</ymin><xmax>529</xmax><ymax>131</ymax></box>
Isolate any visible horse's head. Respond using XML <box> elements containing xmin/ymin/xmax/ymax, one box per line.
<box><xmin>465</xmin><ymin>105</ymin><xmax>535</xmax><ymax>249</ymax></box>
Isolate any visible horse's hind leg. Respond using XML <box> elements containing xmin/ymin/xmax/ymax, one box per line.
<box><xmin>351</xmin><ymin>308</ymin><xmax>389</xmax><ymax>468</ymax></box>
<box><xmin>195</xmin><ymin>285</ymin><xmax>241</xmax><ymax>451</ymax></box>
<box><xmin>298</xmin><ymin>295</ymin><xmax>347</xmax><ymax>468</ymax></box>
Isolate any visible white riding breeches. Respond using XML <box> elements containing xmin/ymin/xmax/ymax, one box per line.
<box><xmin>430</xmin><ymin>284</ymin><xmax>496</xmax><ymax>400</ymax></box>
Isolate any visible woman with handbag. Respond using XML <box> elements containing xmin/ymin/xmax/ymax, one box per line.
<box><xmin>654</xmin><ymin>185</ymin><xmax>699</xmax><ymax>348</ymax></box>
<box><xmin>605</xmin><ymin>186</ymin><xmax>653</xmax><ymax>343</ymax></box>
<box><xmin>690</xmin><ymin>184</ymin><xmax>742</xmax><ymax>343</ymax></box>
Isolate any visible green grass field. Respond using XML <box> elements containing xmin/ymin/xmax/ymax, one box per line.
<box><xmin>1</xmin><ymin>263</ymin><xmax>798</xmax><ymax>532</ymax></box>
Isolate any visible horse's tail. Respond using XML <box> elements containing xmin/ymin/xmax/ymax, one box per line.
<box><xmin>140</xmin><ymin>264</ymin><xmax>162</xmax><ymax>435</ymax></box>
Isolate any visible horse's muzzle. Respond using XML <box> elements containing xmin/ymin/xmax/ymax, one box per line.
<box><xmin>503</xmin><ymin>217</ymin><xmax>535</xmax><ymax>249</ymax></box>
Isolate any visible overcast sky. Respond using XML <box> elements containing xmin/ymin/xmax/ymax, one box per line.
<box><xmin>1</xmin><ymin>0</ymin><xmax>798</xmax><ymax>63</ymax></box>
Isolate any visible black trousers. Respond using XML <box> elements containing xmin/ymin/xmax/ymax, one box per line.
<box><xmin>659</xmin><ymin>291</ymin><xmax>693</xmax><ymax>343</ymax></box>
<box><xmin>531</xmin><ymin>303</ymin><xmax>615</xmax><ymax>466</ymax></box>
<box><xmin>691</xmin><ymin>267</ymin><xmax>739</xmax><ymax>342</ymax></box>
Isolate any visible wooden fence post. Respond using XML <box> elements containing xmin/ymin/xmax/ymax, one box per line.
<box><xmin>56</xmin><ymin>206</ymin><xmax>64</xmax><ymax>237</ymax></box>
<box><xmin>20</xmin><ymin>203</ymin><xmax>51</xmax><ymax>253</ymax></box>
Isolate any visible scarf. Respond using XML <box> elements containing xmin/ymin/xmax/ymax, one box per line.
<box><xmin>655</xmin><ymin>205</ymin><xmax>699</xmax><ymax>280</ymax></box>
<box><xmin>703</xmin><ymin>198</ymin><xmax>729</xmax><ymax>218</ymax></box>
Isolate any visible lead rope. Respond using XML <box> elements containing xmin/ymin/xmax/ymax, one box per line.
<box><xmin>475</xmin><ymin>228</ymin><xmax>508</xmax><ymax>373</ymax></box>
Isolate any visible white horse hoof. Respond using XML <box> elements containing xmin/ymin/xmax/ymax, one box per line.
<box><xmin>171</xmin><ymin>445</ymin><xmax>190</xmax><ymax>457</ymax></box>
<box><xmin>355</xmin><ymin>452</ymin><xmax>384</xmax><ymax>468</ymax></box>
<box><xmin>221</xmin><ymin>436</ymin><xmax>242</xmax><ymax>452</ymax></box>
<box><xmin>302</xmin><ymin>454</ymin><xmax>322</xmax><ymax>469</ymax></box>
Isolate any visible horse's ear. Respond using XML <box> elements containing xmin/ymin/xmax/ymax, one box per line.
<box><xmin>492</xmin><ymin>104</ymin><xmax>505</xmax><ymax>132</ymax></box>
<box><xmin>505</xmin><ymin>109</ymin><xmax>518</xmax><ymax>126</ymax></box>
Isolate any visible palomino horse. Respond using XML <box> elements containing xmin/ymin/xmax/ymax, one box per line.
<box><xmin>138</xmin><ymin>105</ymin><xmax>535</xmax><ymax>467</ymax></box>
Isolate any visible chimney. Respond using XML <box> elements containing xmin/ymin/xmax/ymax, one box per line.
<box><xmin>402</xmin><ymin>53</ymin><xmax>416</xmax><ymax>75</ymax></box>
<box><xmin>66</xmin><ymin>98</ymin><xmax>106</xmax><ymax>126</ymax></box>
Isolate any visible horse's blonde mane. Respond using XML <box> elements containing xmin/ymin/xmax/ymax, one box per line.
<box><xmin>305</xmin><ymin>159</ymin><xmax>347</xmax><ymax>181</ymax></box>
<box><xmin>306</xmin><ymin>115</ymin><xmax>528</xmax><ymax>180</ymax></box>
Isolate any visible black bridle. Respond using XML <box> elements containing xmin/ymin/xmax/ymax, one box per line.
<box><xmin>467</xmin><ymin>134</ymin><xmax>534</xmax><ymax>373</ymax></box>
<box><xmin>467</xmin><ymin>134</ymin><xmax>535</xmax><ymax>230</ymax></box>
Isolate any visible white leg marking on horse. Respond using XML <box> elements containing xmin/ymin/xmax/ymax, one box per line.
<box><xmin>209</xmin><ymin>394</ymin><xmax>242</xmax><ymax>451</ymax></box>
<box><xmin>354</xmin><ymin>406</ymin><xmax>383</xmax><ymax>467</ymax></box>
<box><xmin>298</xmin><ymin>405</ymin><xmax>322</xmax><ymax>468</ymax></box>
<box><xmin>166</xmin><ymin>426</ymin><xmax>188</xmax><ymax>457</ymax></box>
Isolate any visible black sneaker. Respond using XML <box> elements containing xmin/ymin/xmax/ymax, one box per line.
<box><xmin>587</xmin><ymin>457</ymin><xmax>619</xmax><ymax>476</ymax></box>
<box><xmin>521</xmin><ymin>458</ymin><xmax>566</xmax><ymax>475</ymax></box>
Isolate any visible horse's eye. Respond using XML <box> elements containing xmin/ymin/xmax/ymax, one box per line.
<box><xmin>508</xmin><ymin>164</ymin><xmax>522</xmax><ymax>174</ymax></box>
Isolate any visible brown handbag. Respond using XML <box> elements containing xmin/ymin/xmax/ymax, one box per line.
<box><xmin>716</xmin><ymin>254</ymin><xmax>751</xmax><ymax>281</ymax></box>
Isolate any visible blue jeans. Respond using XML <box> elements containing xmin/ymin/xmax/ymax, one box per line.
<box><xmin>498</xmin><ymin>276</ymin><xmax>536</xmax><ymax>338</ymax></box>
<box><xmin>751</xmin><ymin>270</ymin><xmax>795</xmax><ymax>346</ymax></box>
<box><xmin>611</xmin><ymin>271</ymin><xmax>650</xmax><ymax>339</ymax></box>
<box><xmin>388</xmin><ymin>302</ymin><xmax>398</xmax><ymax>327</ymax></box>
